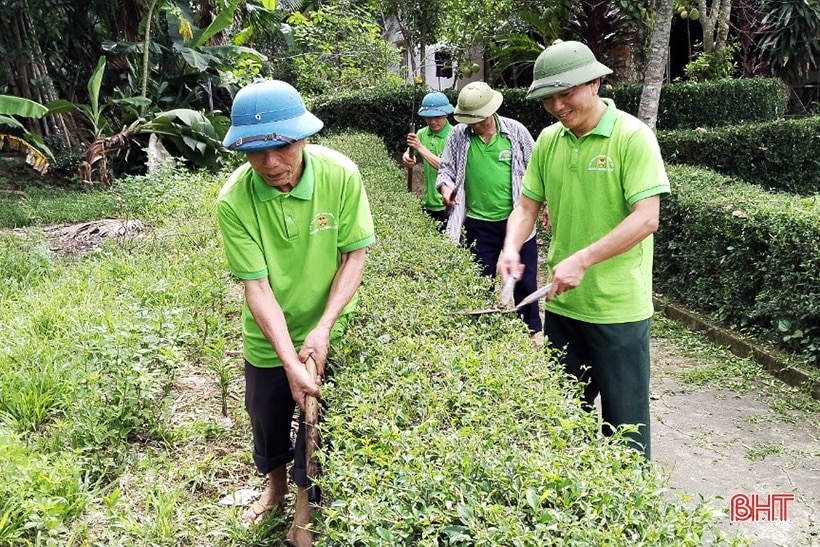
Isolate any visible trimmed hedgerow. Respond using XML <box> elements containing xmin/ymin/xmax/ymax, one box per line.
<box><xmin>310</xmin><ymin>78</ymin><xmax>787</xmax><ymax>160</ymax></box>
<box><xmin>655</xmin><ymin>164</ymin><xmax>820</xmax><ymax>367</ymax></box>
<box><xmin>657</xmin><ymin>116</ymin><xmax>820</xmax><ymax>195</ymax></box>
<box><xmin>310</xmin><ymin>132</ymin><xmax>745</xmax><ymax>546</ymax></box>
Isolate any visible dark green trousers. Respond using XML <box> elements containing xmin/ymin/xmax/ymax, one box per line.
<box><xmin>544</xmin><ymin>311</ymin><xmax>651</xmax><ymax>459</ymax></box>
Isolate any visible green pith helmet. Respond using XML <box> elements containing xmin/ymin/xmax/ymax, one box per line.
<box><xmin>526</xmin><ymin>40</ymin><xmax>613</xmax><ymax>100</ymax></box>
<box><xmin>453</xmin><ymin>82</ymin><xmax>503</xmax><ymax>124</ymax></box>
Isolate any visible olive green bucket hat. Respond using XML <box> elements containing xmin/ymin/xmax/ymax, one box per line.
<box><xmin>453</xmin><ymin>82</ymin><xmax>503</xmax><ymax>124</ymax></box>
<box><xmin>526</xmin><ymin>40</ymin><xmax>613</xmax><ymax>100</ymax></box>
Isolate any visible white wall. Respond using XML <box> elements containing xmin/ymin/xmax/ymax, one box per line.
<box><xmin>406</xmin><ymin>43</ymin><xmax>485</xmax><ymax>91</ymax></box>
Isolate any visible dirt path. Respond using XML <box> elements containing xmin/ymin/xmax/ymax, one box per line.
<box><xmin>650</xmin><ymin>337</ymin><xmax>819</xmax><ymax>546</ymax></box>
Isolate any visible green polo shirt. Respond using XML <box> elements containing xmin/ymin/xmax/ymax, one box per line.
<box><xmin>522</xmin><ymin>99</ymin><xmax>670</xmax><ymax>323</ymax></box>
<box><xmin>217</xmin><ymin>144</ymin><xmax>375</xmax><ymax>367</ymax></box>
<box><xmin>417</xmin><ymin>122</ymin><xmax>452</xmax><ymax>211</ymax></box>
<box><xmin>464</xmin><ymin>121</ymin><xmax>513</xmax><ymax>221</ymax></box>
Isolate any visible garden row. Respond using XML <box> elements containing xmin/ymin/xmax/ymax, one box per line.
<box><xmin>312</xmin><ymin>78</ymin><xmax>788</xmax><ymax>159</ymax></box>
<box><xmin>0</xmin><ymin>131</ymin><xmax>745</xmax><ymax>544</ymax></box>
<box><xmin>310</xmin><ymin>133</ymin><xmax>745</xmax><ymax>545</ymax></box>
<box><xmin>656</xmin><ymin>164</ymin><xmax>819</xmax><ymax>368</ymax></box>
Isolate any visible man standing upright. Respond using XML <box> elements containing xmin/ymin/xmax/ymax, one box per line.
<box><xmin>498</xmin><ymin>41</ymin><xmax>670</xmax><ymax>458</ymax></box>
<box><xmin>436</xmin><ymin>82</ymin><xmax>541</xmax><ymax>334</ymax></box>
<box><xmin>402</xmin><ymin>91</ymin><xmax>455</xmax><ymax>229</ymax></box>
<box><xmin>217</xmin><ymin>79</ymin><xmax>375</xmax><ymax>544</ymax></box>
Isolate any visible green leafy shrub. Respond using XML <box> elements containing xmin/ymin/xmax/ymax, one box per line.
<box><xmin>658</xmin><ymin>116</ymin><xmax>820</xmax><ymax>195</ymax></box>
<box><xmin>683</xmin><ymin>42</ymin><xmax>740</xmax><ymax>82</ymax></box>
<box><xmin>655</xmin><ymin>164</ymin><xmax>820</xmax><ymax>367</ymax></box>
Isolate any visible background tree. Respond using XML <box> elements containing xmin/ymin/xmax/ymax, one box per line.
<box><xmin>694</xmin><ymin>0</ymin><xmax>732</xmax><ymax>54</ymax></box>
<box><xmin>474</xmin><ymin>0</ymin><xmax>652</xmax><ymax>89</ymax></box>
<box><xmin>756</xmin><ymin>0</ymin><xmax>820</xmax><ymax>87</ymax></box>
<box><xmin>639</xmin><ymin>0</ymin><xmax>677</xmax><ymax>129</ymax></box>
<box><xmin>370</xmin><ymin>0</ymin><xmax>447</xmax><ymax>83</ymax></box>
<box><xmin>286</xmin><ymin>4</ymin><xmax>403</xmax><ymax>95</ymax></box>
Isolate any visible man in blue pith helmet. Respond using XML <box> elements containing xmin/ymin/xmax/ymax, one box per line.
<box><xmin>402</xmin><ymin>91</ymin><xmax>454</xmax><ymax>229</ymax></box>
<box><xmin>217</xmin><ymin>78</ymin><xmax>375</xmax><ymax>543</ymax></box>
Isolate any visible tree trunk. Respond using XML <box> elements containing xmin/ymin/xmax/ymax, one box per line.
<box><xmin>638</xmin><ymin>0</ymin><xmax>675</xmax><ymax>130</ymax></box>
<box><xmin>1</xmin><ymin>4</ymin><xmax>74</xmax><ymax>147</ymax></box>
<box><xmin>697</xmin><ymin>0</ymin><xmax>732</xmax><ymax>53</ymax></box>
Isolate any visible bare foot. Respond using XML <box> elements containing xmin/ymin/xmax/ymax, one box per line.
<box><xmin>241</xmin><ymin>484</ymin><xmax>287</xmax><ymax>527</ymax></box>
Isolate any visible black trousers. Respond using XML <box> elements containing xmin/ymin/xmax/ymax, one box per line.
<box><xmin>464</xmin><ymin>216</ymin><xmax>542</xmax><ymax>332</ymax></box>
<box><xmin>244</xmin><ymin>361</ymin><xmax>314</xmax><ymax>487</ymax></box>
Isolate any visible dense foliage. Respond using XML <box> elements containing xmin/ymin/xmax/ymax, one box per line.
<box><xmin>656</xmin><ymin>164</ymin><xmax>820</xmax><ymax>367</ymax></box>
<box><xmin>312</xmin><ymin>133</ymin><xmax>746</xmax><ymax>546</ymax></box>
<box><xmin>0</xmin><ymin>132</ymin><xmax>749</xmax><ymax>544</ymax></box>
<box><xmin>658</xmin><ymin>116</ymin><xmax>820</xmax><ymax>195</ymax></box>
<box><xmin>312</xmin><ymin>78</ymin><xmax>788</xmax><ymax>159</ymax></box>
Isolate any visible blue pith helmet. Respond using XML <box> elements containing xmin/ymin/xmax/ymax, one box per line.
<box><xmin>223</xmin><ymin>79</ymin><xmax>324</xmax><ymax>151</ymax></box>
<box><xmin>417</xmin><ymin>91</ymin><xmax>454</xmax><ymax>117</ymax></box>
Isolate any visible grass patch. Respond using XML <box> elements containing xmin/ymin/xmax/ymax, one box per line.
<box><xmin>653</xmin><ymin>314</ymin><xmax>820</xmax><ymax>420</ymax></box>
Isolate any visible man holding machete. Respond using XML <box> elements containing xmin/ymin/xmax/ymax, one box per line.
<box><xmin>497</xmin><ymin>41</ymin><xmax>670</xmax><ymax>459</ymax></box>
<box><xmin>217</xmin><ymin>79</ymin><xmax>375</xmax><ymax>543</ymax></box>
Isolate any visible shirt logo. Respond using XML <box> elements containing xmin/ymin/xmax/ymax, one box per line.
<box><xmin>588</xmin><ymin>155</ymin><xmax>614</xmax><ymax>172</ymax></box>
<box><xmin>498</xmin><ymin>149</ymin><xmax>512</xmax><ymax>162</ymax></box>
<box><xmin>309</xmin><ymin>212</ymin><xmax>338</xmax><ymax>234</ymax></box>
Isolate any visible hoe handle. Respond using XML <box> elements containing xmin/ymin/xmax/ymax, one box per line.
<box><xmin>305</xmin><ymin>356</ymin><xmax>321</xmax><ymax>503</ymax></box>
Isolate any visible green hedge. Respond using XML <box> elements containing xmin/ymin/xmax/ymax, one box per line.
<box><xmin>602</xmin><ymin>78</ymin><xmax>788</xmax><ymax>130</ymax></box>
<box><xmin>311</xmin><ymin>78</ymin><xmax>787</xmax><ymax>159</ymax></box>
<box><xmin>655</xmin><ymin>164</ymin><xmax>820</xmax><ymax>367</ymax></box>
<box><xmin>309</xmin><ymin>132</ymin><xmax>745</xmax><ymax>546</ymax></box>
<box><xmin>657</xmin><ymin>117</ymin><xmax>820</xmax><ymax>195</ymax></box>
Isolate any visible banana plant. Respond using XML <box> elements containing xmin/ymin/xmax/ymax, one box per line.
<box><xmin>45</xmin><ymin>56</ymin><xmax>229</xmax><ymax>185</ymax></box>
<box><xmin>0</xmin><ymin>95</ymin><xmax>53</xmax><ymax>174</ymax></box>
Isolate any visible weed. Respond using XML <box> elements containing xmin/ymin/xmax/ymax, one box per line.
<box><xmin>744</xmin><ymin>441</ymin><xmax>788</xmax><ymax>462</ymax></box>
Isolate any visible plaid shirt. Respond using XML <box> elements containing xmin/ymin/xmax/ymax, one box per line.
<box><xmin>436</xmin><ymin>115</ymin><xmax>534</xmax><ymax>242</ymax></box>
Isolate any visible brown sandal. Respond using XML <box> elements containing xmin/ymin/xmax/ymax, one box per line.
<box><xmin>242</xmin><ymin>499</ymin><xmax>276</xmax><ymax>526</ymax></box>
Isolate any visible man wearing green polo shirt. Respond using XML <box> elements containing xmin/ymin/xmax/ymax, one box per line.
<box><xmin>498</xmin><ymin>41</ymin><xmax>670</xmax><ymax>459</ymax></box>
<box><xmin>402</xmin><ymin>91</ymin><xmax>454</xmax><ymax>228</ymax></box>
<box><xmin>436</xmin><ymin>82</ymin><xmax>541</xmax><ymax>334</ymax></box>
<box><xmin>217</xmin><ymin>79</ymin><xmax>375</xmax><ymax>542</ymax></box>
